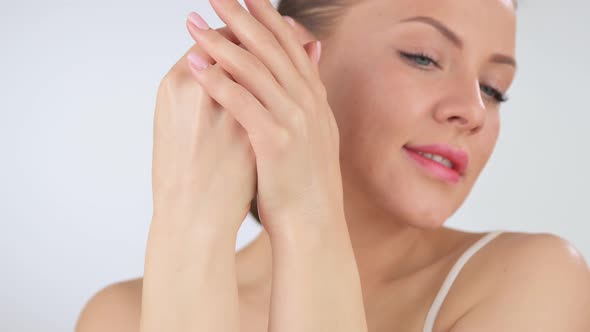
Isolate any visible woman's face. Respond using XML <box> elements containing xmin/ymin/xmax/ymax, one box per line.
<box><xmin>318</xmin><ymin>0</ymin><xmax>517</xmax><ymax>228</ymax></box>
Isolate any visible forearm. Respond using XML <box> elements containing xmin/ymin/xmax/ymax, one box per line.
<box><xmin>267</xmin><ymin>216</ymin><xmax>368</xmax><ymax>332</ymax></box>
<box><xmin>139</xmin><ymin>213</ymin><xmax>240</xmax><ymax>332</ymax></box>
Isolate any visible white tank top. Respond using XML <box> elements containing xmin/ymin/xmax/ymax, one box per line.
<box><xmin>422</xmin><ymin>230</ymin><xmax>504</xmax><ymax>332</ymax></box>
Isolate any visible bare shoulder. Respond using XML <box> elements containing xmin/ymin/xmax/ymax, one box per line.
<box><xmin>448</xmin><ymin>231</ymin><xmax>590</xmax><ymax>332</ymax></box>
<box><xmin>75</xmin><ymin>277</ymin><xmax>143</xmax><ymax>332</ymax></box>
<box><xmin>478</xmin><ymin>231</ymin><xmax>590</xmax><ymax>278</ymax></box>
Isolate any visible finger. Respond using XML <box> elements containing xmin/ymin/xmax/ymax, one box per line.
<box><xmin>186</xmin><ymin>51</ymin><xmax>277</xmax><ymax>142</ymax></box>
<box><xmin>242</xmin><ymin>0</ymin><xmax>324</xmax><ymax>92</ymax></box>
<box><xmin>177</xmin><ymin>41</ymin><xmax>243</xmax><ymax>117</ymax></box>
<box><xmin>201</xmin><ymin>0</ymin><xmax>315</xmax><ymax>103</ymax></box>
<box><xmin>186</xmin><ymin>14</ymin><xmax>300</xmax><ymax>121</ymax></box>
<box><xmin>171</xmin><ymin>24</ymin><xmax>242</xmax><ymax>76</ymax></box>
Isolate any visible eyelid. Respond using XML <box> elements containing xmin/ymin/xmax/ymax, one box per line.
<box><xmin>489</xmin><ymin>84</ymin><xmax>506</xmax><ymax>97</ymax></box>
<box><xmin>482</xmin><ymin>78</ymin><xmax>509</xmax><ymax>97</ymax></box>
<box><xmin>398</xmin><ymin>50</ymin><xmax>441</xmax><ymax>69</ymax></box>
<box><xmin>485</xmin><ymin>80</ymin><xmax>508</xmax><ymax>96</ymax></box>
<box><xmin>480</xmin><ymin>83</ymin><xmax>509</xmax><ymax>103</ymax></box>
<box><xmin>404</xmin><ymin>45</ymin><xmax>441</xmax><ymax>59</ymax></box>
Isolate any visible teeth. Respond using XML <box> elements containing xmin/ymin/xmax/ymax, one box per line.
<box><xmin>417</xmin><ymin>151</ymin><xmax>454</xmax><ymax>169</ymax></box>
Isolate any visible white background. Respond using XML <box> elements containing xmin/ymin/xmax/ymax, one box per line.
<box><xmin>1</xmin><ymin>0</ymin><xmax>588</xmax><ymax>331</ymax></box>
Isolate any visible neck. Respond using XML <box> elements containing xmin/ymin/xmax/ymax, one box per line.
<box><xmin>236</xmin><ymin>180</ymin><xmax>469</xmax><ymax>296</ymax></box>
<box><xmin>338</xmin><ymin>177</ymin><xmax>433</xmax><ymax>287</ymax></box>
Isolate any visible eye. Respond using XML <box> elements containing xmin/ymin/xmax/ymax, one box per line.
<box><xmin>400</xmin><ymin>51</ymin><xmax>510</xmax><ymax>105</ymax></box>
<box><xmin>480</xmin><ymin>84</ymin><xmax>509</xmax><ymax>104</ymax></box>
<box><xmin>399</xmin><ymin>51</ymin><xmax>440</xmax><ymax>69</ymax></box>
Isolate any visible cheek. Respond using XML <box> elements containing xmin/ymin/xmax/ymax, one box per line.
<box><xmin>337</xmin><ymin>62</ymin><xmax>438</xmax><ymax>175</ymax></box>
<box><xmin>361</xmin><ymin>73</ymin><xmax>429</xmax><ymax>144</ymax></box>
<box><xmin>471</xmin><ymin>115</ymin><xmax>500</xmax><ymax>173</ymax></box>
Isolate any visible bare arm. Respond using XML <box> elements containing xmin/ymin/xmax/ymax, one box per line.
<box><xmin>266</xmin><ymin>216</ymin><xmax>369</xmax><ymax>332</ymax></box>
<box><xmin>74</xmin><ymin>216</ymin><xmax>242</xmax><ymax>332</ymax></box>
<box><xmin>76</xmin><ymin>21</ymin><xmax>254</xmax><ymax>332</ymax></box>
<box><xmin>139</xmin><ymin>215</ymin><xmax>241</xmax><ymax>332</ymax></box>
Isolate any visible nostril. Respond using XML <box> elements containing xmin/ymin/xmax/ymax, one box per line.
<box><xmin>449</xmin><ymin>116</ymin><xmax>468</xmax><ymax>124</ymax></box>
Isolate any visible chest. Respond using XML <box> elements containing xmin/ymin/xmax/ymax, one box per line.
<box><xmin>238</xmin><ymin>307</ymin><xmax>430</xmax><ymax>332</ymax></box>
<box><xmin>237</xmin><ymin>280</ymin><xmax>442</xmax><ymax>332</ymax></box>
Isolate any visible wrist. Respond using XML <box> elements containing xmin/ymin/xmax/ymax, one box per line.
<box><xmin>153</xmin><ymin>193</ymin><xmax>250</xmax><ymax>233</ymax></box>
<box><xmin>150</xmin><ymin>208</ymin><xmax>241</xmax><ymax>243</ymax></box>
<box><xmin>266</xmin><ymin>210</ymin><xmax>350</xmax><ymax>252</ymax></box>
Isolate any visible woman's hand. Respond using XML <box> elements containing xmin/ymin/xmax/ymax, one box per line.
<box><xmin>151</xmin><ymin>27</ymin><xmax>257</xmax><ymax>231</ymax></box>
<box><xmin>185</xmin><ymin>0</ymin><xmax>345</xmax><ymax>237</ymax></box>
<box><xmin>141</xmin><ymin>24</ymin><xmax>257</xmax><ymax>332</ymax></box>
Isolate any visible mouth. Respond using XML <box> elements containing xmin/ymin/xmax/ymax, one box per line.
<box><xmin>402</xmin><ymin>143</ymin><xmax>469</xmax><ymax>184</ymax></box>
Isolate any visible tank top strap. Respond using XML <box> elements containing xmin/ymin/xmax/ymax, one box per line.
<box><xmin>422</xmin><ymin>230</ymin><xmax>504</xmax><ymax>332</ymax></box>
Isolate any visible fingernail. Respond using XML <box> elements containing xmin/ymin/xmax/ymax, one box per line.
<box><xmin>188</xmin><ymin>52</ymin><xmax>210</xmax><ymax>71</ymax></box>
<box><xmin>188</xmin><ymin>12</ymin><xmax>210</xmax><ymax>30</ymax></box>
<box><xmin>283</xmin><ymin>15</ymin><xmax>296</xmax><ymax>28</ymax></box>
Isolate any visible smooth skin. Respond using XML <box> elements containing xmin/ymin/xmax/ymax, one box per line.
<box><xmin>75</xmin><ymin>0</ymin><xmax>590</xmax><ymax>331</ymax></box>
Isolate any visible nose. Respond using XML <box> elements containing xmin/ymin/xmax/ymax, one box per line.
<box><xmin>433</xmin><ymin>77</ymin><xmax>487</xmax><ymax>135</ymax></box>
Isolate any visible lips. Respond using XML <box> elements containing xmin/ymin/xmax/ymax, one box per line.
<box><xmin>403</xmin><ymin>143</ymin><xmax>469</xmax><ymax>176</ymax></box>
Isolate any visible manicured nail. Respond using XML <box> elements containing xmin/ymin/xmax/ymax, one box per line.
<box><xmin>283</xmin><ymin>15</ymin><xmax>296</xmax><ymax>27</ymax></box>
<box><xmin>188</xmin><ymin>12</ymin><xmax>210</xmax><ymax>30</ymax></box>
<box><xmin>188</xmin><ymin>52</ymin><xmax>210</xmax><ymax>71</ymax></box>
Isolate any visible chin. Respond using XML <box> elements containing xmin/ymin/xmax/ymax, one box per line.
<box><xmin>381</xmin><ymin>186</ymin><xmax>461</xmax><ymax>230</ymax></box>
<box><xmin>400</xmin><ymin>175</ymin><xmax>474</xmax><ymax>229</ymax></box>
<box><xmin>409</xmin><ymin>207</ymin><xmax>452</xmax><ymax>230</ymax></box>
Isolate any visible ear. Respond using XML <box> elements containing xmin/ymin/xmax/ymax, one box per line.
<box><xmin>303</xmin><ymin>40</ymin><xmax>321</xmax><ymax>65</ymax></box>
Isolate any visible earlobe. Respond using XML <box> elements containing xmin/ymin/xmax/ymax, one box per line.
<box><xmin>316</xmin><ymin>41</ymin><xmax>322</xmax><ymax>63</ymax></box>
<box><xmin>303</xmin><ymin>41</ymin><xmax>315</xmax><ymax>62</ymax></box>
<box><xmin>303</xmin><ymin>40</ymin><xmax>322</xmax><ymax>69</ymax></box>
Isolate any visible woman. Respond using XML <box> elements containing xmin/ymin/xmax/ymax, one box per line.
<box><xmin>76</xmin><ymin>0</ymin><xmax>590</xmax><ymax>331</ymax></box>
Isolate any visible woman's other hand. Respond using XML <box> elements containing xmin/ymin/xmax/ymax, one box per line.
<box><xmin>140</xmin><ymin>23</ymin><xmax>256</xmax><ymax>332</ymax></box>
<box><xmin>151</xmin><ymin>25</ymin><xmax>257</xmax><ymax>233</ymax></box>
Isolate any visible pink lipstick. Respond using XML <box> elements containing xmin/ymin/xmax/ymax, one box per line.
<box><xmin>403</xmin><ymin>144</ymin><xmax>469</xmax><ymax>184</ymax></box>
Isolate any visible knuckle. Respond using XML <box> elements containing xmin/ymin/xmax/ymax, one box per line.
<box><xmin>316</xmin><ymin>84</ymin><xmax>328</xmax><ymax>100</ymax></box>
<box><xmin>224</xmin><ymin>82</ymin><xmax>246</xmax><ymax>102</ymax></box>
<box><xmin>300</xmin><ymin>88</ymin><xmax>317</xmax><ymax>111</ymax></box>
<box><xmin>285</xmin><ymin>106</ymin><xmax>308</xmax><ymax>135</ymax></box>
<box><xmin>207</xmin><ymin>31</ymin><xmax>224</xmax><ymax>48</ymax></box>
<box><xmin>273</xmin><ymin>127</ymin><xmax>292</xmax><ymax>152</ymax></box>
<box><xmin>213</xmin><ymin>79</ymin><xmax>230</xmax><ymax>101</ymax></box>
<box><xmin>160</xmin><ymin>66</ymin><xmax>191</xmax><ymax>90</ymax></box>
<box><xmin>236</xmin><ymin>53</ymin><xmax>266</xmax><ymax>78</ymax></box>
<box><xmin>157</xmin><ymin>71</ymin><xmax>179</xmax><ymax>97</ymax></box>
<box><xmin>218</xmin><ymin>81</ymin><xmax>252</xmax><ymax>109</ymax></box>
<box><xmin>251</xmin><ymin>124</ymin><xmax>290</xmax><ymax>156</ymax></box>
<box><xmin>251</xmin><ymin>31</ymin><xmax>278</xmax><ymax>52</ymax></box>
<box><xmin>260</xmin><ymin>37</ymin><xmax>279</xmax><ymax>53</ymax></box>
<box><xmin>159</xmin><ymin>70</ymin><xmax>177</xmax><ymax>89</ymax></box>
<box><xmin>195</xmin><ymin>64</ymin><xmax>224</xmax><ymax>91</ymax></box>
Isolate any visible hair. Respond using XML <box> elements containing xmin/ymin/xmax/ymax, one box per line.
<box><xmin>249</xmin><ymin>0</ymin><xmax>518</xmax><ymax>224</ymax></box>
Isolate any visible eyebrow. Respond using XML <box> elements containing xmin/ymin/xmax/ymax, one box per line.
<box><xmin>398</xmin><ymin>16</ymin><xmax>517</xmax><ymax>70</ymax></box>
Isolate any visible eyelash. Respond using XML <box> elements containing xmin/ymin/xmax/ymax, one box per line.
<box><xmin>399</xmin><ymin>51</ymin><xmax>509</xmax><ymax>104</ymax></box>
